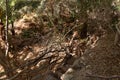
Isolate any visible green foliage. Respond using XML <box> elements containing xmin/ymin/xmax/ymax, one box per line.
<box><xmin>76</xmin><ymin>0</ymin><xmax>113</xmax><ymax>18</ymax></box>
<box><xmin>0</xmin><ymin>6</ymin><xmax>4</xmax><ymax>18</ymax></box>
<box><xmin>0</xmin><ymin>0</ymin><xmax>41</xmax><ymax>22</ymax></box>
<box><xmin>14</xmin><ymin>1</ymin><xmax>40</xmax><ymax>10</ymax></box>
<box><xmin>114</xmin><ymin>1</ymin><xmax>120</xmax><ymax>11</ymax></box>
<box><xmin>0</xmin><ymin>0</ymin><xmax>5</xmax><ymax>10</ymax></box>
<box><xmin>9</xmin><ymin>0</ymin><xmax>17</xmax><ymax>7</ymax></box>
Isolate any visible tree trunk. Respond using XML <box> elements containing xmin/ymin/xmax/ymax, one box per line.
<box><xmin>5</xmin><ymin>0</ymin><xmax>9</xmax><ymax>56</ymax></box>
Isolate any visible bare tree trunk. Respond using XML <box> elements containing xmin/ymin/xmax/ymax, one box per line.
<box><xmin>4</xmin><ymin>0</ymin><xmax>14</xmax><ymax>78</ymax></box>
<box><xmin>5</xmin><ymin>0</ymin><xmax>9</xmax><ymax>56</ymax></box>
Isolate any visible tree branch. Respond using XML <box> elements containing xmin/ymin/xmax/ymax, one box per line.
<box><xmin>5</xmin><ymin>0</ymin><xmax>9</xmax><ymax>56</ymax></box>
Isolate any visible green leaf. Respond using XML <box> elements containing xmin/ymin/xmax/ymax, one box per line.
<box><xmin>10</xmin><ymin>0</ymin><xmax>17</xmax><ymax>7</ymax></box>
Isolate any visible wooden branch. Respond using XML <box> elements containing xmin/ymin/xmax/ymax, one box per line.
<box><xmin>6</xmin><ymin>68</ymin><xmax>26</xmax><ymax>80</ymax></box>
<box><xmin>0</xmin><ymin>44</ymin><xmax>69</xmax><ymax>79</ymax></box>
<box><xmin>32</xmin><ymin>47</ymin><xmax>66</xmax><ymax>65</ymax></box>
<box><xmin>5</xmin><ymin>0</ymin><xmax>9</xmax><ymax>56</ymax></box>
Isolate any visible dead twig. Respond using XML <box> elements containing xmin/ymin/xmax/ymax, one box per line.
<box><xmin>6</xmin><ymin>68</ymin><xmax>26</xmax><ymax>80</ymax></box>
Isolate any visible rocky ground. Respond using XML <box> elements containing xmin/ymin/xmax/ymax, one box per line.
<box><xmin>0</xmin><ymin>15</ymin><xmax>120</xmax><ymax>80</ymax></box>
<box><xmin>61</xmin><ymin>29</ymin><xmax>120</xmax><ymax>80</ymax></box>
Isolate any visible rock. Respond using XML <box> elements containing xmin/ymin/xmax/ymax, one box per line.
<box><xmin>72</xmin><ymin>59</ymin><xmax>86</xmax><ymax>70</ymax></box>
<box><xmin>61</xmin><ymin>68</ymin><xmax>74</xmax><ymax>80</ymax></box>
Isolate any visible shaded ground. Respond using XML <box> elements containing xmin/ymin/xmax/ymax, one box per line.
<box><xmin>61</xmin><ymin>29</ymin><xmax>120</xmax><ymax>80</ymax></box>
<box><xmin>0</xmin><ymin>12</ymin><xmax>120</xmax><ymax>80</ymax></box>
<box><xmin>0</xmin><ymin>17</ymin><xmax>83</xmax><ymax>80</ymax></box>
<box><xmin>11</xmin><ymin>18</ymin><xmax>120</xmax><ymax>80</ymax></box>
